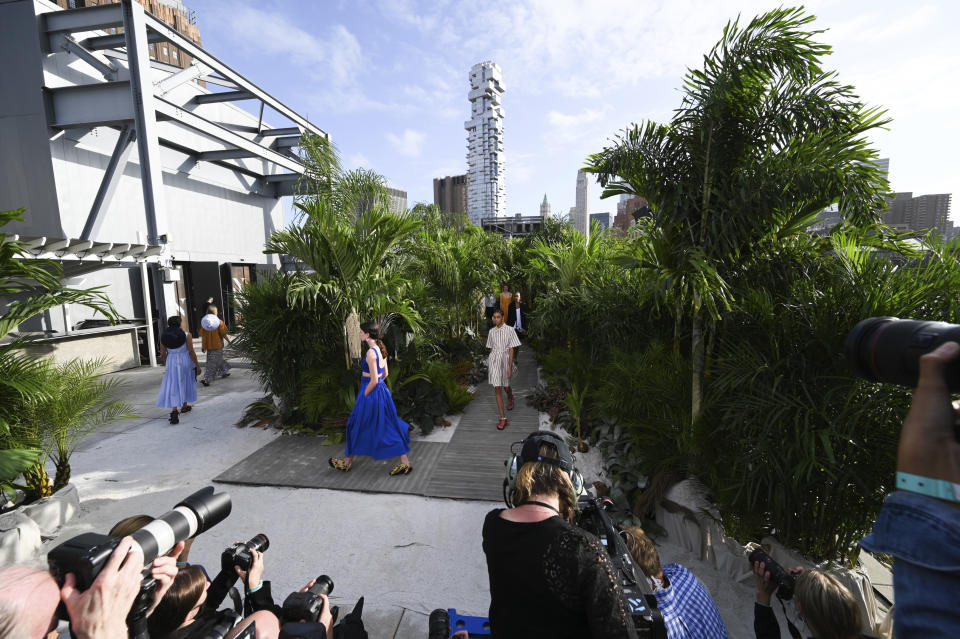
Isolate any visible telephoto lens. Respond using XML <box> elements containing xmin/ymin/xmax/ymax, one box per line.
<box><xmin>845</xmin><ymin>317</ymin><xmax>960</xmax><ymax>391</ymax></box>
<box><xmin>428</xmin><ymin>609</ymin><xmax>450</xmax><ymax>639</ymax></box>
<box><xmin>308</xmin><ymin>574</ymin><xmax>334</xmax><ymax>597</ymax></box>
<box><xmin>281</xmin><ymin>575</ymin><xmax>335</xmax><ymax>623</ymax></box>
<box><xmin>748</xmin><ymin>549</ymin><xmax>796</xmax><ymax>600</ymax></box>
<box><xmin>48</xmin><ymin>486</ymin><xmax>231</xmax><ymax>590</ymax></box>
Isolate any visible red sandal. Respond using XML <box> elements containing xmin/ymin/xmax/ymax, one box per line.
<box><xmin>507</xmin><ymin>397</ymin><xmax>514</xmax><ymax>410</ymax></box>
<box><xmin>496</xmin><ymin>418</ymin><xmax>509</xmax><ymax>430</ymax></box>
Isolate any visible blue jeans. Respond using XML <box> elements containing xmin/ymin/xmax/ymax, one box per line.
<box><xmin>860</xmin><ymin>491</ymin><xmax>960</xmax><ymax>638</ymax></box>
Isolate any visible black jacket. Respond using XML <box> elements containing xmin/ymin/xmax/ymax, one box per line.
<box><xmin>506</xmin><ymin>302</ymin><xmax>527</xmax><ymax>332</ymax></box>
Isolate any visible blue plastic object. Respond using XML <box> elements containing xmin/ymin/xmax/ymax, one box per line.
<box><xmin>446</xmin><ymin>609</ymin><xmax>491</xmax><ymax>637</ymax></box>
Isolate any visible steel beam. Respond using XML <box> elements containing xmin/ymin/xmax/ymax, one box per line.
<box><xmin>122</xmin><ymin>0</ymin><xmax>168</xmax><ymax>247</ymax></box>
<box><xmin>140</xmin><ymin>11</ymin><xmax>328</xmax><ymax>140</ymax></box>
<box><xmin>154</xmin><ymin>97</ymin><xmax>304</xmax><ymax>173</ymax></box>
<box><xmin>259</xmin><ymin>127</ymin><xmax>301</xmax><ymax>137</ymax></box>
<box><xmin>272</xmin><ymin>136</ymin><xmax>301</xmax><ymax>149</ymax></box>
<box><xmin>263</xmin><ymin>174</ymin><xmax>300</xmax><ymax>183</ymax></box>
<box><xmin>81</xmin><ymin>126</ymin><xmax>137</xmax><ymax>241</ymax></box>
<box><xmin>196</xmin><ymin>149</ymin><xmax>256</xmax><ymax>161</ymax></box>
<box><xmin>47</xmin><ymin>82</ymin><xmax>134</xmax><ymax>128</ymax></box>
<box><xmin>60</xmin><ymin>35</ymin><xmax>118</xmax><ymax>80</ymax></box>
<box><xmin>154</xmin><ymin>61</ymin><xmax>207</xmax><ymax>96</ymax></box>
<box><xmin>193</xmin><ymin>90</ymin><xmax>256</xmax><ymax>104</ymax></box>
<box><xmin>83</xmin><ymin>31</ymin><xmax>164</xmax><ymax>51</ymax></box>
<box><xmin>44</xmin><ymin>3</ymin><xmax>124</xmax><ymax>34</ymax></box>
<box><xmin>103</xmin><ymin>50</ymin><xmax>240</xmax><ymax>89</ymax></box>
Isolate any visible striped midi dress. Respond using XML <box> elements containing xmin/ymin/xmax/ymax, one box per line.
<box><xmin>486</xmin><ymin>324</ymin><xmax>521</xmax><ymax>387</ymax></box>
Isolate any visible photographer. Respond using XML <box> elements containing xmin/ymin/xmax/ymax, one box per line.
<box><xmin>858</xmin><ymin>340</ymin><xmax>960</xmax><ymax>637</ymax></box>
<box><xmin>145</xmin><ymin>566</ymin><xmax>282</xmax><ymax>639</ymax></box>
<box><xmin>483</xmin><ymin>432</ymin><xmax>637</xmax><ymax>639</ymax></box>
<box><xmin>751</xmin><ymin>561</ymin><xmax>864</xmax><ymax>639</ymax></box>
<box><xmin>621</xmin><ymin>526</ymin><xmax>728</xmax><ymax>638</ymax></box>
<box><xmin>0</xmin><ymin>537</ymin><xmax>143</xmax><ymax>639</ymax></box>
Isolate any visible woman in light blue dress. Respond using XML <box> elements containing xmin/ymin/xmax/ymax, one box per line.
<box><xmin>329</xmin><ymin>321</ymin><xmax>413</xmax><ymax>476</ymax></box>
<box><xmin>156</xmin><ymin>316</ymin><xmax>201</xmax><ymax>424</ymax></box>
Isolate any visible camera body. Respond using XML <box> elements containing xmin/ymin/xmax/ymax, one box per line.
<box><xmin>221</xmin><ymin>533</ymin><xmax>270</xmax><ymax>573</ymax></box>
<box><xmin>47</xmin><ymin>532</ymin><xmax>123</xmax><ymax>591</ymax></box>
<box><xmin>748</xmin><ymin>549</ymin><xmax>796</xmax><ymax>600</ymax></box>
<box><xmin>575</xmin><ymin>496</ymin><xmax>667</xmax><ymax>639</ymax></box>
<box><xmin>282</xmin><ymin>575</ymin><xmax>334</xmax><ymax>623</ymax></box>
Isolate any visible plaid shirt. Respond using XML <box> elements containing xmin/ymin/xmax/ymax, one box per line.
<box><xmin>654</xmin><ymin>564</ymin><xmax>729</xmax><ymax>639</ymax></box>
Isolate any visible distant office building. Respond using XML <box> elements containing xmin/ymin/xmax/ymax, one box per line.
<box><xmin>590</xmin><ymin>212</ymin><xmax>610</xmax><ymax>229</ymax></box>
<box><xmin>884</xmin><ymin>192</ymin><xmax>953</xmax><ymax>236</ymax></box>
<box><xmin>573</xmin><ymin>170</ymin><xmax>589</xmax><ymax>236</ymax></box>
<box><xmin>387</xmin><ymin>187</ymin><xmax>407</xmax><ymax>214</ymax></box>
<box><xmin>482</xmin><ymin>214</ymin><xmax>544</xmax><ymax>238</ymax></box>
<box><xmin>613</xmin><ymin>196</ymin><xmax>650</xmax><ymax>234</ymax></box>
<box><xmin>540</xmin><ymin>194</ymin><xmax>551</xmax><ymax>218</ymax></box>
<box><xmin>434</xmin><ymin>174</ymin><xmax>468</xmax><ymax>216</ymax></box>
<box><xmin>465</xmin><ymin>62</ymin><xmax>506</xmax><ymax>224</ymax></box>
<box><xmin>55</xmin><ymin>0</ymin><xmax>202</xmax><ymax>69</ymax></box>
<box><xmin>568</xmin><ymin>206</ymin><xmax>577</xmax><ymax>224</ymax></box>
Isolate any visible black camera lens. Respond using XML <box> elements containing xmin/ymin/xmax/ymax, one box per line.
<box><xmin>748</xmin><ymin>549</ymin><xmax>795</xmax><ymax>600</ymax></box>
<box><xmin>245</xmin><ymin>533</ymin><xmax>269</xmax><ymax>553</ymax></box>
<box><xmin>308</xmin><ymin>574</ymin><xmax>334</xmax><ymax>597</ymax></box>
<box><xmin>428</xmin><ymin>609</ymin><xmax>450</xmax><ymax>639</ymax></box>
<box><xmin>845</xmin><ymin>317</ymin><xmax>960</xmax><ymax>391</ymax></box>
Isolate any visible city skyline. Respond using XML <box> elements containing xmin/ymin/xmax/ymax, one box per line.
<box><xmin>186</xmin><ymin>0</ymin><xmax>959</xmax><ymax>223</ymax></box>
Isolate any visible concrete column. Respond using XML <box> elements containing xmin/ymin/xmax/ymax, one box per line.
<box><xmin>140</xmin><ymin>261</ymin><xmax>157</xmax><ymax>367</ymax></box>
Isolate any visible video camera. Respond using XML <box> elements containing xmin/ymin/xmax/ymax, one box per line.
<box><xmin>575</xmin><ymin>495</ymin><xmax>667</xmax><ymax>639</ymax></box>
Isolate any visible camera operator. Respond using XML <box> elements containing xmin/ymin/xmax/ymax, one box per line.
<box><xmin>858</xmin><ymin>340</ymin><xmax>960</xmax><ymax>637</ymax></box>
<box><xmin>483</xmin><ymin>432</ymin><xmax>637</xmax><ymax>639</ymax></box>
<box><xmin>751</xmin><ymin>561</ymin><xmax>864</xmax><ymax>639</ymax></box>
<box><xmin>621</xmin><ymin>526</ymin><xmax>728</xmax><ymax>638</ymax></box>
<box><xmin>0</xmin><ymin>537</ymin><xmax>143</xmax><ymax>639</ymax></box>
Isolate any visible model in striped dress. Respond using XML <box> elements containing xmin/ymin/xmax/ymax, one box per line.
<box><xmin>487</xmin><ymin>308</ymin><xmax>521</xmax><ymax>430</ymax></box>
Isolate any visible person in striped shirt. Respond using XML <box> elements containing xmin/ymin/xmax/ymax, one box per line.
<box><xmin>487</xmin><ymin>308</ymin><xmax>521</xmax><ymax>430</ymax></box>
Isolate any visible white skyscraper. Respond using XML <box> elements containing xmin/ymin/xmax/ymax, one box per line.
<box><xmin>465</xmin><ymin>61</ymin><xmax>506</xmax><ymax>224</ymax></box>
<box><xmin>574</xmin><ymin>170</ymin><xmax>590</xmax><ymax>237</ymax></box>
<box><xmin>540</xmin><ymin>194</ymin><xmax>551</xmax><ymax>218</ymax></box>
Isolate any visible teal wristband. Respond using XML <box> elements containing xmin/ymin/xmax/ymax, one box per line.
<box><xmin>896</xmin><ymin>471</ymin><xmax>960</xmax><ymax>503</ymax></box>
<box><xmin>248</xmin><ymin>583</ymin><xmax>262</xmax><ymax>594</ymax></box>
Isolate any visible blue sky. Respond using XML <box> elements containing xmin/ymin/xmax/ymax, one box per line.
<box><xmin>190</xmin><ymin>0</ymin><xmax>959</xmax><ymax>222</ymax></box>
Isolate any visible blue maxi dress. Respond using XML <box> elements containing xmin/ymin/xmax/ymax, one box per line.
<box><xmin>156</xmin><ymin>343</ymin><xmax>198</xmax><ymax>408</ymax></box>
<box><xmin>345</xmin><ymin>349</ymin><xmax>411</xmax><ymax>459</ymax></box>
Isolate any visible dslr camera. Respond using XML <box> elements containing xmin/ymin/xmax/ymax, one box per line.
<box><xmin>748</xmin><ymin>548</ymin><xmax>796</xmax><ymax>600</ymax></box>
<box><xmin>222</xmin><ymin>533</ymin><xmax>270</xmax><ymax>573</ymax></box>
<box><xmin>282</xmin><ymin>575</ymin><xmax>335</xmax><ymax>623</ymax></box>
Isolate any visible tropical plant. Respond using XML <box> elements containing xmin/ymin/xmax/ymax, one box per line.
<box><xmin>0</xmin><ymin>208</ymin><xmax>119</xmax><ymax>501</ymax></box>
<box><xmin>564</xmin><ymin>383</ymin><xmax>590</xmax><ymax>452</ymax></box>
<box><xmin>0</xmin><ymin>448</ymin><xmax>41</xmax><ymax>505</ymax></box>
<box><xmin>586</xmin><ymin>7</ymin><xmax>891</xmax><ymax>428</ymax></box>
<box><xmin>267</xmin><ymin>181</ymin><xmax>422</xmax><ymax>370</ymax></box>
<box><xmin>232</xmin><ymin>272</ymin><xmax>334</xmax><ymax>425</ymax></box>
<box><xmin>15</xmin><ymin>359</ymin><xmax>133</xmax><ymax>496</ymax></box>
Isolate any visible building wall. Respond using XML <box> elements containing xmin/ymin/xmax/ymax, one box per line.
<box><xmin>590</xmin><ymin>212</ymin><xmax>610</xmax><ymax>229</ymax></box>
<box><xmin>387</xmin><ymin>187</ymin><xmax>407</xmax><ymax>214</ymax></box>
<box><xmin>434</xmin><ymin>174</ymin><xmax>468</xmax><ymax>215</ymax></box>
<box><xmin>465</xmin><ymin>62</ymin><xmax>505</xmax><ymax>224</ymax></box>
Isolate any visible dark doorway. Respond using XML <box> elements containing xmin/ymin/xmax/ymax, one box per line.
<box><xmin>173</xmin><ymin>261</ymin><xmax>224</xmax><ymax>335</ymax></box>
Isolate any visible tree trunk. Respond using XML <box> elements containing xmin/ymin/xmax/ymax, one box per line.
<box><xmin>691</xmin><ymin>310</ymin><xmax>705</xmax><ymax>425</ymax></box>
<box><xmin>53</xmin><ymin>454</ymin><xmax>71</xmax><ymax>493</ymax></box>
<box><xmin>23</xmin><ymin>462</ymin><xmax>53</xmax><ymax>502</ymax></box>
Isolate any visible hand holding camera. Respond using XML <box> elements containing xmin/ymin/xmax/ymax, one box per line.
<box><xmin>60</xmin><ymin>536</ymin><xmax>143</xmax><ymax>639</ymax></box>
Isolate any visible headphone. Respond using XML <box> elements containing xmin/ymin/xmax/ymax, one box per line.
<box><xmin>503</xmin><ymin>430</ymin><xmax>585</xmax><ymax>508</ymax></box>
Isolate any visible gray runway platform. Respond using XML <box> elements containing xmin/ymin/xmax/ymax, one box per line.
<box><xmin>215</xmin><ymin>348</ymin><xmax>541</xmax><ymax>501</ymax></box>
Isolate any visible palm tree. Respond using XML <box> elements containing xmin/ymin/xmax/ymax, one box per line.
<box><xmin>267</xmin><ymin>157</ymin><xmax>423</xmax><ymax>368</ymax></box>
<box><xmin>0</xmin><ymin>208</ymin><xmax>118</xmax><ymax>499</ymax></box>
<box><xmin>586</xmin><ymin>7</ymin><xmax>890</xmax><ymax>426</ymax></box>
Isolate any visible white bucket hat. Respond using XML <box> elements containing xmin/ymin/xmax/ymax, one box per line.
<box><xmin>201</xmin><ymin>314</ymin><xmax>220</xmax><ymax>331</ymax></box>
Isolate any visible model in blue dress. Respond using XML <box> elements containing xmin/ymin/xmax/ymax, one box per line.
<box><xmin>156</xmin><ymin>315</ymin><xmax>201</xmax><ymax>424</ymax></box>
<box><xmin>329</xmin><ymin>321</ymin><xmax>412</xmax><ymax>476</ymax></box>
